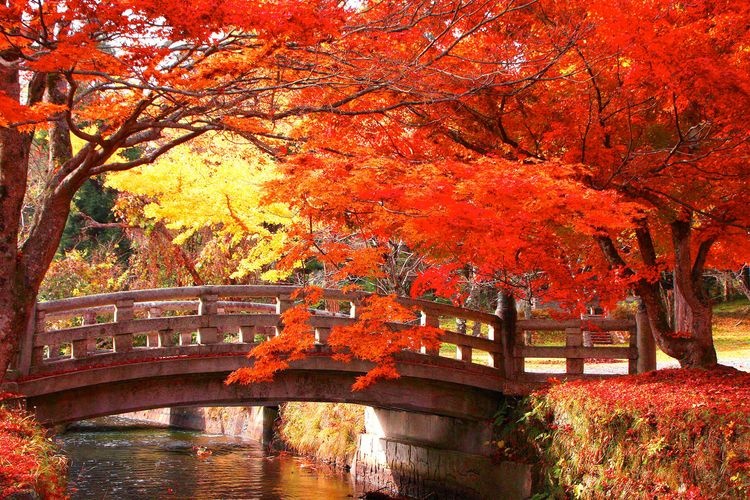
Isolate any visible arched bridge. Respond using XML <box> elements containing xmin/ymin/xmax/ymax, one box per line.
<box><xmin>4</xmin><ymin>286</ymin><xmax>646</xmax><ymax>425</ymax></box>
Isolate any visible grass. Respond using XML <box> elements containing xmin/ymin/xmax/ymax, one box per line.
<box><xmin>277</xmin><ymin>402</ymin><xmax>365</xmax><ymax>467</ymax></box>
<box><xmin>706</xmin><ymin>298</ymin><xmax>749</xmax><ymax>356</ymax></box>
<box><xmin>656</xmin><ymin>297</ymin><xmax>750</xmax><ymax>364</ymax></box>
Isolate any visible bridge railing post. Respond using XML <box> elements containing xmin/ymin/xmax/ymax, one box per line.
<box><xmin>456</xmin><ymin>341</ymin><xmax>472</xmax><ymax>363</ymax></box>
<box><xmin>17</xmin><ymin>304</ymin><xmax>38</xmax><ymax>377</ymax></box>
<box><xmin>30</xmin><ymin>309</ymin><xmax>46</xmax><ymax>372</ymax></box>
<box><xmin>635</xmin><ymin>300</ymin><xmax>656</xmax><ymax>373</ymax></box>
<box><xmin>239</xmin><ymin>324</ymin><xmax>256</xmax><ymax>343</ymax></box>
<box><xmin>565</xmin><ymin>327</ymin><xmax>583</xmax><ymax>375</ymax></box>
<box><xmin>72</xmin><ymin>311</ymin><xmax>96</xmax><ymax>359</ymax></box>
<box><xmin>147</xmin><ymin>307</ymin><xmax>162</xmax><ymax>348</ymax></box>
<box><xmin>419</xmin><ymin>310</ymin><xmax>440</xmax><ymax>356</ymax></box>
<box><xmin>198</xmin><ymin>292</ymin><xmax>219</xmax><ymax>344</ymax></box>
<box><xmin>114</xmin><ymin>299</ymin><xmax>134</xmax><ymax>352</ymax></box>
<box><xmin>486</xmin><ymin>319</ymin><xmax>503</xmax><ymax>371</ymax></box>
<box><xmin>315</xmin><ymin>326</ymin><xmax>331</xmax><ymax>347</ymax></box>
<box><xmin>275</xmin><ymin>294</ymin><xmax>294</xmax><ymax>337</ymax></box>
<box><xmin>497</xmin><ymin>294</ymin><xmax>521</xmax><ymax>380</ymax></box>
<box><xmin>349</xmin><ymin>299</ymin><xmax>360</xmax><ymax>319</ymax></box>
<box><xmin>46</xmin><ymin>307</ymin><xmax>61</xmax><ymax>361</ymax></box>
<box><xmin>158</xmin><ymin>328</ymin><xmax>176</xmax><ymax>347</ymax></box>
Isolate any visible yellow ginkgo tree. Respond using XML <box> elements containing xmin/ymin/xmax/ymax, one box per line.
<box><xmin>106</xmin><ymin>132</ymin><xmax>297</xmax><ymax>284</ymax></box>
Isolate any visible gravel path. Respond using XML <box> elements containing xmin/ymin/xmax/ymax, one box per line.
<box><xmin>525</xmin><ymin>356</ymin><xmax>749</xmax><ymax>376</ymax></box>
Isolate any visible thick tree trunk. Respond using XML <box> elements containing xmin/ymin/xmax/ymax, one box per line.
<box><xmin>597</xmin><ymin>219</ymin><xmax>718</xmax><ymax>369</ymax></box>
<box><xmin>0</xmin><ymin>57</ymin><xmax>34</xmax><ymax>379</ymax></box>
<box><xmin>668</xmin><ymin>219</ymin><xmax>717</xmax><ymax>367</ymax></box>
<box><xmin>635</xmin><ymin>219</ymin><xmax>717</xmax><ymax>368</ymax></box>
<box><xmin>637</xmin><ymin>281</ymin><xmax>716</xmax><ymax>368</ymax></box>
<box><xmin>0</xmin><ymin>63</ymin><xmax>79</xmax><ymax>380</ymax></box>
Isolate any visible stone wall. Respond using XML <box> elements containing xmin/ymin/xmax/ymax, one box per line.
<box><xmin>353</xmin><ymin>407</ymin><xmax>535</xmax><ymax>499</ymax></box>
<box><xmin>120</xmin><ymin>406</ymin><xmax>277</xmax><ymax>444</ymax></box>
<box><xmin>354</xmin><ymin>433</ymin><xmax>533</xmax><ymax>499</ymax></box>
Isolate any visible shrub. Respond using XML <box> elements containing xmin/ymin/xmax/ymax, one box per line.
<box><xmin>519</xmin><ymin>368</ymin><xmax>750</xmax><ymax>498</ymax></box>
<box><xmin>278</xmin><ymin>402</ymin><xmax>365</xmax><ymax>467</ymax></box>
<box><xmin>0</xmin><ymin>396</ymin><xmax>68</xmax><ymax>499</ymax></box>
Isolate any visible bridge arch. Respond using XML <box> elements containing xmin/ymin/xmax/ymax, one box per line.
<box><xmin>21</xmin><ymin>354</ymin><xmax>504</xmax><ymax>425</ymax></box>
<box><xmin>4</xmin><ymin>285</ymin><xmax>645</xmax><ymax>425</ymax></box>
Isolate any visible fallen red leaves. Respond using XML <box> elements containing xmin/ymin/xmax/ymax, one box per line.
<box><xmin>0</xmin><ymin>399</ymin><xmax>67</xmax><ymax>499</ymax></box>
<box><xmin>526</xmin><ymin>367</ymin><xmax>750</xmax><ymax>497</ymax></box>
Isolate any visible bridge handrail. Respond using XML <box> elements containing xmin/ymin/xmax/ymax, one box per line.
<box><xmin>36</xmin><ymin>286</ymin><xmax>297</xmax><ymax>314</ymax></box>
<box><xmin>36</xmin><ymin>285</ymin><xmax>500</xmax><ymax>324</ymax></box>
<box><xmin>13</xmin><ymin>286</ymin><xmax>649</xmax><ymax>385</ymax></box>
<box><xmin>41</xmin><ymin>300</ymin><xmax>278</xmax><ymax>322</ymax></box>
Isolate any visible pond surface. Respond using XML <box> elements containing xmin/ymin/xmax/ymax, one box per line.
<box><xmin>57</xmin><ymin>417</ymin><xmax>358</xmax><ymax>499</ymax></box>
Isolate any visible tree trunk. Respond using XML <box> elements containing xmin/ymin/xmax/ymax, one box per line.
<box><xmin>735</xmin><ymin>265</ymin><xmax>750</xmax><ymax>302</ymax></box>
<box><xmin>668</xmin><ymin>219</ymin><xmax>717</xmax><ymax>367</ymax></box>
<box><xmin>635</xmin><ymin>219</ymin><xmax>717</xmax><ymax>368</ymax></box>
<box><xmin>597</xmin><ymin>219</ymin><xmax>718</xmax><ymax>369</ymax></box>
<box><xmin>0</xmin><ymin>64</ymin><xmax>80</xmax><ymax>380</ymax></box>
<box><xmin>0</xmin><ymin>56</ymin><xmax>34</xmax><ymax>378</ymax></box>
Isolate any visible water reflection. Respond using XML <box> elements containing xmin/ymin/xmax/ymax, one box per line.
<box><xmin>58</xmin><ymin>417</ymin><xmax>356</xmax><ymax>499</ymax></box>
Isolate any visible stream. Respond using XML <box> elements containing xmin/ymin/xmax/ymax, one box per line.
<box><xmin>57</xmin><ymin>417</ymin><xmax>359</xmax><ymax>499</ymax></box>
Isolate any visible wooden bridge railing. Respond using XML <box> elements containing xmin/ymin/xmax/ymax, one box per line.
<box><xmin>10</xmin><ymin>286</ymin><xmax>650</xmax><ymax>386</ymax></box>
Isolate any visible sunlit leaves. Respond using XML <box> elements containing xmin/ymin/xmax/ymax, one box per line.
<box><xmin>226</xmin><ymin>303</ymin><xmax>315</xmax><ymax>385</ymax></box>
<box><xmin>328</xmin><ymin>294</ymin><xmax>443</xmax><ymax>390</ymax></box>
<box><xmin>106</xmin><ymin>132</ymin><xmax>295</xmax><ymax>281</ymax></box>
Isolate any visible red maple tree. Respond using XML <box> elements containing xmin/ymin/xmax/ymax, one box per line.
<box><xmin>1</xmin><ymin>0</ymin><xmax>747</xmax><ymax>383</ymax></box>
<box><xmin>261</xmin><ymin>0</ymin><xmax>750</xmax><ymax>372</ymax></box>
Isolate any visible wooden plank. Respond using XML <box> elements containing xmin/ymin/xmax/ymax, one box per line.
<box><xmin>440</xmin><ymin>331</ymin><xmax>499</xmax><ymax>352</ymax></box>
<box><xmin>38</xmin><ymin>313</ymin><xmax>289</xmax><ymax>346</ymax></box>
<box><xmin>566</xmin><ymin>327</ymin><xmax>583</xmax><ymax>374</ymax></box>
<box><xmin>18</xmin><ymin>304</ymin><xmax>37</xmax><ymax>376</ymax></box>
<box><xmin>37</xmin><ymin>285</ymin><xmax>504</xmax><ymax>333</ymax></box>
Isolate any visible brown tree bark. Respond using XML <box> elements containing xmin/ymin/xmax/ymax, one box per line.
<box><xmin>0</xmin><ymin>56</ymin><xmax>35</xmax><ymax>377</ymax></box>
<box><xmin>0</xmin><ymin>65</ymin><xmax>84</xmax><ymax>378</ymax></box>
<box><xmin>596</xmin><ymin>218</ymin><xmax>718</xmax><ymax>368</ymax></box>
<box><xmin>668</xmin><ymin>218</ymin><xmax>717</xmax><ymax>367</ymax></box>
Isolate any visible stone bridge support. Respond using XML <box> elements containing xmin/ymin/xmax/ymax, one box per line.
<box><xmin>353</xmin><ymin>407</ymin><xmax>535</xmax><ymax>499</ymax></box>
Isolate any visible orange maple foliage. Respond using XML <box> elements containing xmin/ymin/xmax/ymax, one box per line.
<box><xmin>227</xmin><ymin>288</ymin><xmax>443</xmax><ymax>390</ymax></box>
<box><xmin>226</xmin><ymin>303</ymin><xmax>315</xmax><ymax>385</ymax></box>
<box><xmin>256</xmin><ymin>0</ymin><xmax>750</xmax><ymax>372</ymax></box>
<box><xmin>2</xmin><ymin>0</ymin><xmax>749</xmax><ymax>386</ymax></box>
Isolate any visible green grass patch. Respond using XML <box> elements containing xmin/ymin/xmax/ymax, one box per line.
<box><xmin>713</xmin><ymin>298</ymin><xmax>750</xmax><ymax>316</ymax></box>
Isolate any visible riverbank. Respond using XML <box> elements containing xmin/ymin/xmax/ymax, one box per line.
<box><xmin>5</xmin><ymin>367</ymin><xmax>748</xmax><ymax>499</ymax></box>
<box><xmin>0</xmin><ymin>395</ymin><xmax>67</xmax><ymax>499</ymax></box>
<box><xmin>516</xmin><ymin>367</ymin><xmax>750</xmax><ymax>497</ymax></box>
